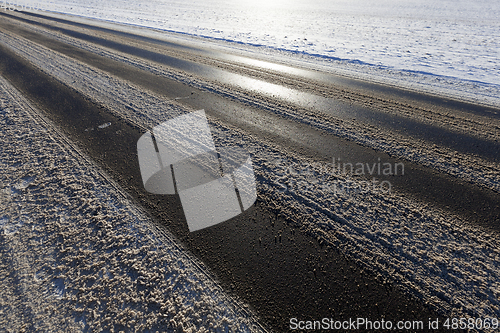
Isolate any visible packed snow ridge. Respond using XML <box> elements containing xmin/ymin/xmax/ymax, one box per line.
<box><xmin>1</xmin><ymin>27</ymin><xmax>499</xmax><ymax>321</ymax></box>
<box><xmin>0</xmin><ymin>76</ymin><xmax>266</xmax><ymax>332</ymax></box>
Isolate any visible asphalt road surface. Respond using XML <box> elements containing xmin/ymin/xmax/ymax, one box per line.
<box><xmin>1</xmin><ymin>10</ymin><xmax>499</xmax><ymax>332</ymax></box>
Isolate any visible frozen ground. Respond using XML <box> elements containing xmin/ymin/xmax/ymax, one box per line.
<box><xmin>0</xmin><ymin>75</ymin><xmax>266</xmax><ymax>332</ymax></box>
<box><xmin>6</xmin><ymin>0</ymin><xmax>500</xmax><ymax>106</ymax></box>
<box><xmin>1</xmin><ymin>25</ymin><xmax>499</xmax><ymax>322</ymax></box>
<box><xmin>1</xmin><ymin>3</ymin><xmax>500</xmax><ymax>330</ymax></box>
<box><xmin>2</xmin><ymin>20</ymin><xmax>498</xmax><ymax>195</ymax></box>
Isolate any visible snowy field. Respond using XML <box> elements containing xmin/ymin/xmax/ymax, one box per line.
<box><xmin>5</xmin><ymin>0</ymin><xmax>500</xmax><ymax>106</ymax></box>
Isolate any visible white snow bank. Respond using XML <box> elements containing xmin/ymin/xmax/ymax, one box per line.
<box><xmin>7</xmin><ymin>0</ymin><xmax>500</xmax><ymax>106</ymax></box>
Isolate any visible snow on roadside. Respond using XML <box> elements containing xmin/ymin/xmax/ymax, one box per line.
<box><xmin>1</xmin><ymin>26</ymin><xmax>500</xmax><ymax>322</ymax></box>
<box><xmin>1</xmin><ymin>25</ymin><xmax>498</xmax><ymax>197</ymax></box>
<box><xmin>9</xmin><ymin>0</ymin><xmax>500</xmax><ymax>108</ymax></box>
<box><xmin>0</xmin><ymin>76</ymin><xmax>266</xmax><ymax>332</ymax></box>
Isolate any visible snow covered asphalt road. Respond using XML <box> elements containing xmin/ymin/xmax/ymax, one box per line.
<box><xmin>1</xmin><ymin>10</ymin><xmax>499</xmax><ymax>332</ymax></box>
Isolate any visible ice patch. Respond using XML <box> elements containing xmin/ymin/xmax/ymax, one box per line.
<box><xmin>34</xmin><ymin>269</ymin><xmax>49</xmax><ymax>283</ymax></box>
<box><xmin>98</xmin><ymin>122</ymin><xmax>111</xmax><ymax>129</ymax></box>
<box><xmin>0</xmin><ymin>216</ymin><xmax>20</xmax><ymax>236</ymax></box>
<box><xmin>14</xmin><ymin>176</ymin><xmax>35</xmax><ymax>190</ymax></box>
<box><xmin>0</xmin><ymin>216</ymin><xmax>9</xmax><ymax>229</ymax></box>
<box><xmin>51</xmin><ymin>278</ymin><xmax>65</xmax><ymax>299</ymax></box>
